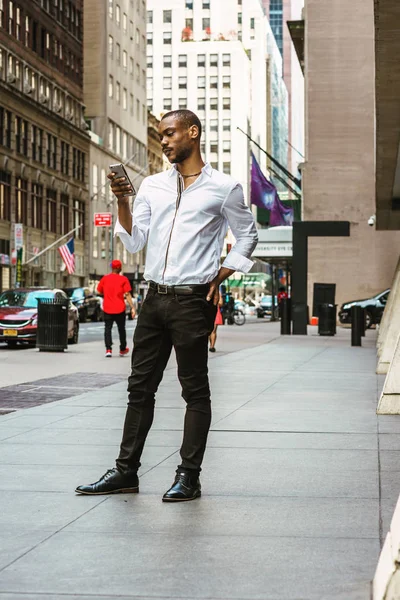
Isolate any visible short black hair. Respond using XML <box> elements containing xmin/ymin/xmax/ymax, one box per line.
<box><xmin>161</xmin><ymin>109</ymin><xmax>202</xmax><ymax>139</ymax></box>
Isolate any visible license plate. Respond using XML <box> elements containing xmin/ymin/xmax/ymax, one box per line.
<box><xmin>3</xmin><ymin>329</ymin><xmax>18</xmax><ymax>336</ymax></box>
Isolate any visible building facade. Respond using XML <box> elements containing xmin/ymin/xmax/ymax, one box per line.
<box><xmin>83</xmin><ymin>0</ymin><xmax>148</xmax><ymax>283</ymax></box>
<box><xmin>0</xmin><ymin>0</ymin><xmax>90</xmax><ymax>292</ymax></box>
<box><xmin>147</xmin><ymin>0</ymin><xmax>286</xmax><ymax>206</ymax></box>
<box><xmin>302</xmin><ymin>0</ymin><xmax>400</xmax><ymax>309</ymax></box>
<box><xmin>147</xmin><ymin>111</ymin><xmax>164</xmax><ymax>176</ymax></box>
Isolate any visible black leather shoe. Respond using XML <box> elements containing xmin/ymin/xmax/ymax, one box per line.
<box><xmin>75</xmin><ymin>468</ymin><xmax>139</xmax><ymax>495</ymax></box>
<box><xmin>162</xmin><ymin>471</ymin><xmax>201</xmax><ymax>502</ymax></box>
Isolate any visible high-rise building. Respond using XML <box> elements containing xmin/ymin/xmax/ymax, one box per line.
<box><xmin>147</xmin><ymin>0</ymin><xmax>287</xmax><ymax>208</ymax></box>
<box><xmin>264</xmin><ymin>0</ymin><xmax>304</xmax><ymax>178</ymax></box>
<box><xmin>0</xmin><ymin>0</ymin><xmax>90</xmax><ymax>291</ymax></box>
<box><xmin>83</xmin><ymin>0</ymin><xmax>148</xmax><ymax>283</ymax></box>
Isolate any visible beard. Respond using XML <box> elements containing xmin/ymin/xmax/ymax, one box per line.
<box><xmin>168</xmin><ymin>145</ymin><xmax>192</xmax><ymax>164</ymax></box>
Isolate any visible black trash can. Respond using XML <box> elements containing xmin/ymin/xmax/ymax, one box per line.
<box><xmin>36</xmin><ymin>298</ymin><xmax>69</xmax><ymax>351</ymax></box>
<box><xmin>318</xmin><ymin>303</ymin><xmax>337</xmax><ymax>336</ymax></box>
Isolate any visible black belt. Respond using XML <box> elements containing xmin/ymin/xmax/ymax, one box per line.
<box><xmin>148</xmin><ymin>281</ymin><xmax>209</xmax><ymax>296</ymax></box>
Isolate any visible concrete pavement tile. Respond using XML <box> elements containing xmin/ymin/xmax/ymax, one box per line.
<box><xmin>245</xmin><ymin>392</ymin><xmax>377</xmax><ymax>412</ymax></box>
<box><xmin>380</xmin><ymin>498</ymin><xmax>399</xmax><ymax>537</ymax></box>
<box><xmin>0</xmin><ymin>491</ymin><xmax>103</xmax><ymax>533</ymax></box>
<box><xmin>67</xmin><ymin>494</ymin><xmax>379</xmax><ymax>539</ymax></box>
<box><xmin>140</xmin><ymin>464</ymin><xmax>379</xmax><ymax>499</ymax></box>
<box><xmin>206</xmin><ymin>431</ymin><xmax>378</xmax><ymax>450</ymax></box>
<box><xmin>0</xmin><ymin>428</ymin><xmax>32</xmax><ymax>441</ymax></box>
<box><xmin>0</xmin><ymin>415</ymin><xmax>74</xmax><ymax>428</ymax></box>
<box><xmin>0</xmin><ymin>465</ymin><xmax>121</xmax><ymax>492</ymax></box>
<box><xmin>0</xmin><ymin>531</ymin><xmax>379</xmax><ymax>600</ymax></box>
<box><xmin>379</xmin><ymin>433</ymin><xmax>400</xmax><ymax>450</ymax></box>
<box><xmin>211</xmin><ymin>408</ymin><xmax>378</xmax><ymax>433</ymax></box>
<box><xmin>378</xmin><ymin>415</ymin><xmax>400</xmax><ymax>433</ymax></box>
<box><xmin>380</xmin><ymin>471</ymin><xmax>400</xmax><ymax>501</ymax></box>
<box><xmin>378</xmin><ymin>450</ymin><xmax>400</xmax><ymax>471</ymax></box>
<box><xmin>0</xmin><ymin>531</ymin><xmax>54</xmax><ymax>572</ymax></box>
<box><xmin>0</xmin><ymin>443</ymin><xmax>178</xmax><ymax>467</ymax></box>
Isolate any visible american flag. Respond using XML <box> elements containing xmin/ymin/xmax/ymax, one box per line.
<box><xmin>58</xmin><ymin>238</ymin><xmax>75</xmax><ymax>274</ymax></box>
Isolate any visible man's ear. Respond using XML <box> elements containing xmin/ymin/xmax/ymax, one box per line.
<box><xmin>189</xmin><ymin>125</ymin><xmax>200</xmax><ymax>140</ymax></box>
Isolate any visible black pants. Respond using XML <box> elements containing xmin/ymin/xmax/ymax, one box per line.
<box><xmin>104</xmin><ymin>311</ymin><xmax>127</xmax><ymax>351</ymax></box>
<box><xmin>116</xmin><ymin>289</ymin><xmax>217</xmax><ymax>475</ymax></box>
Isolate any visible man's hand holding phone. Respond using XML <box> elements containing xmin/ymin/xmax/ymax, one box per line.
<box><xmin>107</xmin><ymin>163</ymin><xmax>136</xmax><ymax>200</ymax></box>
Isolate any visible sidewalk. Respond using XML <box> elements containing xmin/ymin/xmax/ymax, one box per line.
<box><xmin>0</xmin><ymin>324</ymin><xmax>399</xmax><ymax>600</ymax></box>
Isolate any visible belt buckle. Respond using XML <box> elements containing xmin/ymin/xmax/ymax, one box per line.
<box><xmin>157</xmin><ymin>284</ymin><xmax>168</xmax><ymax>294</ymax></box>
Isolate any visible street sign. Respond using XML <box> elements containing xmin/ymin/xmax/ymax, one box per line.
<box><xmin>14</xmin><ymin>223</ymin><xmax>23</xmax><ymax>250</ymax></box>
<box><xmin>94</xmin><ymin>213</ymin><xmax>112</xmax><ymax>227</ymax></box>
<box><xmin>16</xmin><ymin>247</ymin><xmax>23</xmax><ymax>287</ymax></box>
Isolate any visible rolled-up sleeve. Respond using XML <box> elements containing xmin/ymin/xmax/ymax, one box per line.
<box><xmin>221</xmin><ymin>184</ymin><xmax>258</xmax><ymax>273</ymax></box>
<box><xmin>114</xmin><ymin>180</ymin><xmax>151</xmax><ymax>254</ymax></box>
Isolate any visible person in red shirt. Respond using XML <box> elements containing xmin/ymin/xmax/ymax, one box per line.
<box><xmin>97</xmin><ymin>259</ymin><xmax>135</xmax><ymax>357</ymax></box>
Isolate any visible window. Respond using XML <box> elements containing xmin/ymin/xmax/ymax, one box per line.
<box><xmin>238</xmin><ymin>12</ymin><xmax>242</xmax><ymax>24</ymax></box>
<box><xmin>178</xmin><ymin>98</ymin><xmax>186</xmax><ymax>109</ymax></box>
<box><xmin>163</xmin><ymin>9</ymin><xmax>171</xmax><ymax>23</ymax></box>
<box><xmin>123</xmin><ymin>12</ymin><xmax>127</xmax><ymax>32</ymax></box>
<box><xmin>197</xmin><ymin>76</ymin><xmax>205</xmax><ymax>88</ymax></box>
<box><xmin>136</xmin><ymin>28</ymin><xmax>140</xmax><ymax>45</ymax></box>
<box><xmin>178</xmin><ymin>54</ymin><xmax>187</xmax><ymax>67</ymax></box>
<box><xmin>116</xmin><ymin>43</ymin><xmax>120</xmax><ymax>64</ymax></box>
<box><xmin>130</xmin><ymin>57</ymin><xmax>134</xmax><ymax>77</ymax></box>
<box><xmin>136</xmin><ymin>98</ymin><xmax>140</xmax><ymax>119</ymax></box>
<box><xmin>108</xmin><ymin>121</ymin><xmax>114</xmax><ymax>150</ymax></box>
<box><xmin>108</xmin><ymin>75</ymin><xmax>113</xmax><ymax>97</ymax></box>
<box><xmin>164</xmin><ymin>98</ymin><xmax>172</xmax><ymax>111</ymax></box>
<box><xmin>123</xmin><ymin>88</ymin><xmax>127</xmax><ymax>110</ymax></box>
<box><xmin>108</xmin><ymin>0</ymin><xmax>113</xmax><ymax>18</ymax></box>
<box><xmin>223</xmin><ymin>97</ymin><xmax>231</xmax><ymax>109</ymax></box>
<box><xmin>115</xmin><ymin>4</ymin><xmax>120</xmax><ymax>25</ymax></box>
<box><xmin>15</xmin><ymin>178</ymin><xmax>28</xmax><ymax>225</ymax></box>
<box><xmin>210</xmin><ymin>76</ymin><xmax>218</xmax><ymax>89</ymax></box>
<box><xmin>223</xmin><ymin>140</ymin><xmax>231</xmax><ymax>152</ymax></box>
<box><xmin>210</xmin><ymin>54</ymin><xmax>218</xmax><ymax>67</ymax></box>
<box><xmin>163</xmin><ymin>55</ymin><xmax>172</xmax><ymax>68</ymax></box>
<box><xmin>163</xmin><ymin>31</ymin><xmax>172</xmax><ymax>44</ymax></box>
<box><xmin>147</xmin><ymin>10</ymin><xmax>153</xmax><ymax>23</ymax></box>
<box><xmin>108</xmin><ymin>35</ymin><xmax>113</xmax><ymax>57</ymax></box>
<box><xmin>223</xmin><ymin>119</ymin><xmax>230</xmax><ymax>131</ymax></box>
<box><xmin>250</xmin><ymin>17</ymin><xmax>255</xmax><ymax>29</ymax></box>
<box><xmin>198</xmin><ymin>98</ymin><xmax>205</xmax><ymax>110</ymax></box>
<box><xmin>185</xmin><ymin>0</ymin><xmax>193</xmax><ymax>8</ymax></box>
<box><xmin>116</xmin><ymin>82</ymin><xmax>120</xmax><ymax>104</ymax></box>
<box><xmin>15</xmin><ymin>116</ymin><xmax>22</xmax><ymax>153</ymax></box>
<box><xmin>223</xmin><ymin>75</ymin><xmax>231</xmax><ymax>88</ymax></box>
<box><xmin>178</xmin><ymin>76</ymin><xmax>187</xmax><ymax>89</ymax></box>
<box><xmin>92</xmin><ymin>225</ymin><xmax>98</xmax><ymax>259</ymax></box>
<box><xmin>130</xmin><ymin>94</ymin><xmax>134</xmax><ymax>116</ymax></box>
<box><xmin>15</xmin><ymin>6</ymin><xmax>21</xmax><ymax>40</ymax></box>
<box><xmin>24</xmin><ymin>15</ymin><xmax>30</xmax><ymax>46</ymax></box>
<box><xmin>61</xmin><ymin>141</ymin><xmax>70</xmax><ymax>175</ymax></box>
<box><xmin>31</xmin><ymin>183</ymin><xmax>43</xmax><ymax>228</ymax></box>
<box><xmin>46</xmin><ymin>189</ymin><xmax>57</xmax><ymax>233</ymax></box>
<box><xmin>0</xmin><ymin>170</ymin><xmax>11</xmax><ymax>221</ymax></box>
<box><xmin>142</xmin><ymin>69</ymin><xmax>145</xmax><ymax>87</ymax></box>
<box><xmin>202</xmin><ymin>18</ymin><xmax>210</xmax><ymax>30</ymax></box>
<box><xmin>185</xmin><ymin>17</ymin><xmax>193</xmax><ymax>29</ymax></box>
<box><xmin>203</xmin><ymin>0</ymin><xmax>210</xmax><ymax>7</ymax></box>
<box><xmin>136</xmin><ymin>62</ymin><xmax>140</xmax><ymax>82</ymax></box>
<box><xmin>163</xmin><ymin>76</ymin><xmax>172</xmax><ymax>89</ymax></box>
<box><xmin>123</xmin><ymin>50</ymin><xmax>127</xmax><ymax>70</ymax></box>
<box><xmin>210</xmin><ymin>142</ymin><xmax>218</xmax><ymax>154</ymax></box>
<box><xmin>73</xmin><ymin>199</ymin><xmax>85</xmax><ymax>240</ymax></box>
<box><xmin>4</xmin><ymin>110</ymin><xmax>12</xmax><ymax>149</ymax></box>
<box><xmin>210</xmin><ymin>119</ymin><xmax>218</xmax><ymax>131</ymax></box>
<box><xmin>147</xmin><ymin>32</ymin><xmax>153</xmax><ymax>45</ymax></box>
<box><xmin>8</xmin><ymin>0</ymin><xmax>14</xmax><ymax>36</ymax></box>
<box><xmin>210</xmin><ymin>97</ymin><xmax>218</xmax><ymax>110</ymax></box>
<box><xmin>223</xmin><ymin>53</ymin><xmax>230</xmax><ymax>66</ymax></box>
<box><xmin>60</xmin><ymin>194</ymin><xmax>69</xmax><ymax>235</ymax></box>
<box><xmin>223</xmin><ymin>162</ymin><xmax>230</xmax><ymax>174</ymax></box>
<box><xmin>198</xmin><ymin>54</ymin><xmax>205</xmax><ymax>67</ymax></box>
<box><xmin>147</xmin><ymin>56</ymin><xmax>153</xmax><ymax>68</ymax></box>
<box><xmin>115</xmin><ymin>126</ymin><xmax>121</xmax><ymax>154</ymax></box>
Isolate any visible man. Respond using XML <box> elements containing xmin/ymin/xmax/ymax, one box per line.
<box><xmin>76</xmin><ymin>109</ymin><xmax>258</xmax><ymax>501</ymax></box>
<box><xmin>97</xmin><ymin>259</ymin><xmax>135</xmax><ymax>358</ymax></box>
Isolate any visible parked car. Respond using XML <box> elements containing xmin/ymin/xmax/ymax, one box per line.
<box><xmin>338</xmin><ymin>289</ymin><xmax>390</xmax><ymax>328</ymax></box>
<box><xmin>257</xmin><ymin>295</ymin><xmax>279</xmax><ymax>319</ymax></box>
<box><xmin>64</xmin><ymin>287</ymin><xmax>102</xmax><ymax>323</ymax></box>
<box><xmin>0</xmin><ymin>287</ymin><xmax>79</xmax><ymax>347</ymax></box>
<box><xmin>234</xmin><ymin>300</ymin><xmax>258</xmax><ymax>316</ymax></box>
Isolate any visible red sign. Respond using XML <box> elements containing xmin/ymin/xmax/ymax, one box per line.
<box><xmin>94</xmin><ymin>213</ymin><xmax>112</xmax><ymax>227</ymax></box>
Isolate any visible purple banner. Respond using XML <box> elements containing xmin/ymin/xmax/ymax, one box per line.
<box><xmin>250</xmin><ymin>152</ymin><xmax>293</xmax><ymax>226</ymax></box>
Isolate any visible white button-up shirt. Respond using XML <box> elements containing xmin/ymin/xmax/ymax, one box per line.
<box><xmin>114</xmin><ymin>163</ymin><xmax>258</xmax><ymax>285</ymax></box>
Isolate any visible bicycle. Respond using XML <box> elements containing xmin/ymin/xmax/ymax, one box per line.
<box><xmin>224</xmin><ymin>307</ymin><xmax>246</xmax><ymax>326</ymax></box>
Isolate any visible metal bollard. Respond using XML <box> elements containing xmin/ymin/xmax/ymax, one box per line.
<box><xmin>280</xmin><ymin>298</ymin><xmax>291</xmax><ymax>335</ymax></box>
<box><xmin>359</xmin><ymin>307</ymin><xmax>366</xmax><ymax>337</ymax></box>
<box><xmin>351</xmin><ymin>305</ymin><xmax>362</xmax><ymax>346</ymax></box>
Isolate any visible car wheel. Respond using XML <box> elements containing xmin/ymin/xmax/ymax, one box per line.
<box><xmin>68</xmin><ymin>322</ymin><xmax>79</xmax><ymax>345</ymax></box>
<box><xmin>365</xmin><ymin>311</ymin><xmax>373</xmax><ymax>329</ymax></box>
<box><xmin>79</xmin><ymin>308</ymin><xmax>87</xmax><ymax>323</ymax></box>
<box><xmin>6</xmin><ymin>340</ymin><xmax>17</xmax><ymax>349</ymax></box>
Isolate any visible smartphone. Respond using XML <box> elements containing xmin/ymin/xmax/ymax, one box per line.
<box><xmin>109</xmin><ymin>163</ymin><xmax>136</xmax><ymax>196</ymax></box>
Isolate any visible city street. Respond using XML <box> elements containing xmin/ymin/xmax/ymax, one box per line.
<box><xmin>0</xmin><ymin>324</ymin><xmax>397</xmax><ymax>599</ymax></box>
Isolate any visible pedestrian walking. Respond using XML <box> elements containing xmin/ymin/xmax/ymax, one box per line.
<box><xmin>97</xmin><ymin>259</ymin><xmax>135</xmax><ymax>358</ymax></box>
<box><xmin>76</xmin><ymin>109</ymin><xmax>258</xmax><ymax>502</ymax></box>
<box><xmin>209</xmin><ymin>295</ymin><xmax>224</xmax><ymax>353</ymax></box>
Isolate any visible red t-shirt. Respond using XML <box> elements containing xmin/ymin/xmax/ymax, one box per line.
<box><xmin>97</xmin><ymin>273</ymin><xmax>131</xmax><ymax>314</ymax></box>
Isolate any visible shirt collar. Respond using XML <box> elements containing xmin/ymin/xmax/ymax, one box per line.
<box><xmin>167</xmin><ymin>162</ymin><xmax>213</xmax><ymax>178</ymax></box>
